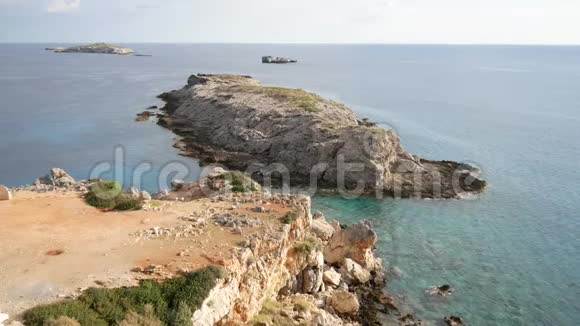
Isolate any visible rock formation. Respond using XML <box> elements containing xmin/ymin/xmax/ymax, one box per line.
<box><xmin>262</xmin><ymin>56</ymin><xmax>298</xmax><ymax>63</ymax></box>
<box><xmin>155</xmin><ymin>74</ymin><xmax>486</xmax><ymax>199</ymax></box>
<box><xmin>34</xmin><ymin>168</ymin><xmax>76</xmax><ymax>188</ymax></box>
<box><xmin>47</xmin><ymin>43</ymin><xmax>134</xmax><ymax>55</ymax></box>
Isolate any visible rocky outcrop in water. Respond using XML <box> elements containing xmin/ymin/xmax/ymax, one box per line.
<box><xmin>155</xmin><ymin>74</ymin><xmax>486</xmax><ymax>199</ymax></box>
<box><xmin>262</xmin><ymin>56</ymin><xmax>298</xmax><ymax>63</ymax></box>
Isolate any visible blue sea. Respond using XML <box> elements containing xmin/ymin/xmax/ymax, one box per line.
<box><xmin>1</xmin><ymin>44</ymin><xmax>580</xmax><ymax>325</ymax></box>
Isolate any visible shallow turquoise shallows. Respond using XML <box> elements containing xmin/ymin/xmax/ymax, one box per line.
<box><xmin>1</xmin><ymin>44</ymin><xmax>579</xmax><ymax>325</ymax></box>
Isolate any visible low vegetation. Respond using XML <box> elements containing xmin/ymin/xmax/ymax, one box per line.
<box><xmin>294</xmin><ymin>236</ymin><xmax>322</xmax><ymax>255</ymax></box>
<box><xmin>219</xmin><ymin>171</ymin><xmax>261</xmax><ymax>193</ymax></box>
<box><xmin>23</xmin><ymin>266</ymin><xmax>224</xmax><ymax>326</ymax></box>
<box><xmin>232</xmin><ymin>85</ymin><xmax>324</xmax><ymax>113</ymax></box>
<box><xmin>84</xmin><ymin>180</ymin><xmax>142</xmax><ymax>211</ymax></box>
<box><xmin>281</xmin><ymin>211</ymin><xmax>299</xmax><ymax>224</ymax></box>
<box><xmin>251</xmin><ymin>299</ymin><xmax>311</xmax><ymax>326</ymax></box>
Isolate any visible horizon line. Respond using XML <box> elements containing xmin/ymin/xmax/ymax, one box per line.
<box><xmin>1</xmin><ymin>41</ymin><xmax>580</xmax><ymax>46</ymax></box>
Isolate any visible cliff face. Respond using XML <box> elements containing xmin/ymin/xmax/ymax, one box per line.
<box><xmin>157</xmin><ymin>74</ymin><xmax>486</xmax><ymax>198</ymax></box>
<box><xmin>192</xmin><ymin>194</ymin><xmax>314</xmax><ymax>325</ymax></box>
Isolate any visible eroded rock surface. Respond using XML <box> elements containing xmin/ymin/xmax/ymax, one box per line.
<box><xmin>155</xmin><ymin>74</ymin><xmax>486</xmax><ymax>198</ymax></box>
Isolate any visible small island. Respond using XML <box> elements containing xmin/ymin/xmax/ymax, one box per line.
<box><xmin>262</xmin><ymin>56</ymin><xmax>298</xmax><ymax>64</ymax></box>
<box><xmin>45</xmin><ymin>42</ymin><xmax>135</xmax><ymax>55</ymax></box>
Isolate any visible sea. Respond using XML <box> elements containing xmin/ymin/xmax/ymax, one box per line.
<box><xmin>1</xmin><ymin>44</ymin><xmax>579</xmax><ymax>325</ymax></box>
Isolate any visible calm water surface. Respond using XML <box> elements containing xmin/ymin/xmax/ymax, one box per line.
<box><xmin>1</xmin><ymin>44</ymin><xmax>579</xmax><ymax>325</ymax></box>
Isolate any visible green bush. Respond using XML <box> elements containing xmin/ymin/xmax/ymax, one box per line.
<box><xmin>84</xmin><ymin>181</ymin><xmax>142</xmax><ymax>211</ymax></box>
<box><xmin>294</xmin><ymin>237</ymin><xmax>321</xmax><ymax>255</ymax></box>
<box><xmin>220</xmin><ymin>171</ymin><xmax>260</xmax><ymax>193</ymax></box>
<box><xmin>23</xmin><ymin>266</ymin><xmax>224</xmax><ymax>326</ymax></box>
<box><xmin>168</xmin><ymin>301</ymin><xmax>193</xmax><ymax>326</ymax></box>
<box><xmin>119</xmin><ymin>305</ymin><xmax>162</xmax><ymax>326</ymax></box>
<box><xmin>281</xmin><ymin>211</ymin><xmax>299</xmax><ymax>224</ymax></box>
<box><xmin>23</xmin><ymin>301</ymin><xmax>107</xmax><ymax>326</ymax></box>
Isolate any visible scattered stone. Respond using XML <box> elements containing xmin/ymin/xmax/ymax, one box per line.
<box><xmin>252</xmin><ymin>206</ymin><xmax>266</xmax><ymax>213</ymax></box>
<box><xmin>0</xmin><ymin>185</ymin><xmax>12</xmax><ymax>201</ymax></box>
<box><xmin>328</xmin><ymin>290</ymin><xmax>360</xmax><ymax>314</ymax></box>
<box><xmin>46</xmin><ymin>249</ymin><xmax>64</xmax><ymax>256</ymax></box>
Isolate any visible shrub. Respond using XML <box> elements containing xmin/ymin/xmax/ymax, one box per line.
<box><xmin>293</xmin><ymin>298</ymin><xmax>311</xmax><ymax>313</ymax></box>
<box><xmin>119</xmin><ymin>305</ymin><xmax>162</xmax><ymax>326</ymax></box>
<box><xmin>23</xmin><ymin>301</ymin><xmax>107</xmax><ymax>326</ymax></box>
<box><xmin>84</xmin><ymin>180</ymin><xmax>142</xmax><ymax>211</ymax></box>
<box><xmin>281</xmin><ymin>211</ymin><xmax>299</xmax><ymax>224</ymax></box>
<box><xmin>220</xmin><ymin>171</ymin><xmax>260</xmax><ymax>193</ymax></box>
<box><xmin>23</xmin><ymin>266</ymin><xmax>224</xmax><ymax>326</ymax></box>
<box><xmin>113</xmin><ymin>195</ymin><xmax>143</xmax><ymax>211</ymax></box>
<box><xmin>294</xmin><ymin>237</ymin><xmax>321</xmax><ymax>255</ymax></box>
<box><xmin>47</xmin><ymin>316</ymin><xmax>81</xmax><ymax>326</ymax></box>
<box><xmin>168</xmin><ymin>301</ymin><xmax>193</xmax><ymax>326</ymax></box>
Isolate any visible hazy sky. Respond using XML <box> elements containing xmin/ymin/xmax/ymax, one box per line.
<box><xmin>1</xmin><ymin>0</ymin><xmax>579</xmax><ymax>44</ymax></box>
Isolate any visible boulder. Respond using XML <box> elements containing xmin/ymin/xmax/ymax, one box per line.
<box><xmin>311</xmin><ymin>219</ymin><xmax>335</xmax><ymax>241</ymax></box>
<box><xmin>171</xmin><ymin>179</ymin><xmax>185</xmax><ymax>190</ymax></box>
<box><xmin>328</xmin><ymin>290</ymin><xmax>360</xmax><ymax>314</ymax></box>
<box><xmin>301</xmin><ymin>251</ymin><xmax>324</xmax><ymax>294</ymax></box>
<box><xmin>128</xmin><ymin>187</ymin><xmax>141</xmax><ymax>199</ymax></box>
<box><xmin>324</xmin><ymin>220</ymin><xmax>380</xmax><ymax>270</ymax></box>
<box><xmin>0</xmin><ymin>185</ymin><xmax>12</xmax><ymax>201</ymax></box>
<box><xmin>34</xmin><ymin>168</ymin><xmax>76</xmax><ymax>187</ymax></box>
<box><xmin>323</xmin><ymin>268</ymin><xmax>342</xmax><ymax>287</ymax></box>
<box><xmin>339</xmin><ymin>258</ymin><xmax>371</xmax><ymax>284</ymax></box>
<box><xmin>140</xmin><ymin>191</ymin><xmax>152</xmax><ymax>201</ymax></box>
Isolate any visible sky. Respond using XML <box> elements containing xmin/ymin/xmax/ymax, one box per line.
<box><xmin>0</xmin><ymin>0</ymin><xmax>579</xmax><ymax>44</ymax></box>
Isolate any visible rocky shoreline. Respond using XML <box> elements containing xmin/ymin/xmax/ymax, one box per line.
<box><xmin>153</xmin><ymin>74</ymin><xmax>486</xmax><ymax>199</ymax></box>
<box><xmin>45</xmin><ymin>43</ymin><xmax>135</xmax><ymax>55</ymax></box>
<box><xmin>0</xmin><ymin>168</ymin><xmax>426</xmax><ymax>326</ymax></box>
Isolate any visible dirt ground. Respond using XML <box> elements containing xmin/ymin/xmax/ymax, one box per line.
<box><xmin>0</xmin><ymin>190</ymin><xmax>287</xmax><ymax>319</ymax></box>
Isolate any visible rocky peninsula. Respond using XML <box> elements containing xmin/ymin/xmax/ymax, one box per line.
<box><xmin>155</xmin><ymin>74</ymin><xmax>486</xmax><ymax>199</ymax></box>
<box><xmin>46</xmin><ymin>43</ymin><xmax>134</xmax><ymax>55</ymax></box>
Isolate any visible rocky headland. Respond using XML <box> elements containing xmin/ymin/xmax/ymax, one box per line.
<box><xmin>46</xmin><ymin>43</ymin><xmax>135</xmax><ymax>55</ymax></box>
<box><xmin>0</xmin><ymin>168</ymin><xmax>421</xmax><ymax>325</ymax></box>
<box><xmin>155</xmin><ymin>74</ymin><xmax>486</xmax><ymax>199</ymax></box>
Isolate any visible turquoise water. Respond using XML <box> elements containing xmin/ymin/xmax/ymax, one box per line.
<box><xmin>1</xmin><ymin>44</ymin><xmax>580</xmax><ymax>325</ymax></box>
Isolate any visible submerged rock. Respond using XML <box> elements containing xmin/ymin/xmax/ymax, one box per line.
<box><xmin>444</xmin><ymin>315</ymin><xmax>465</xmax><ymax>326</ymax></box>
<box><xmin>155</xmin><ymin>74</ymin><xmax>486</xmax><ymax>199</ymax></box>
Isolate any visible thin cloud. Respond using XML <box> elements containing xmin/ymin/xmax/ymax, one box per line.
<box><xmin>47</xmin><ymin>0</ymin><xmax>80</xmax><ymax>13</ymax></box>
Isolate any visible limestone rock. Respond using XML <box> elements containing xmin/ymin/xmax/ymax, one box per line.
<box><xmin>323</xmin><ymin>268</ymin><xmax>342</xmax><ymax>287</ymax></box>
<box><xmin>0</xmin><ymin>311</ymin><xmax>8</xmax><ymax>324</ymax></box>
<box><xmin>339</xmin><ymin>258</ymin><xmax>371</xmax><ymax>284</ymax></box>
<box><xmin>444</xmin><ymin>315</ymin><xmax>465</xmax><ymax>326</ymax></box>
<box><xmin>324</xmin><ymin>220</ymin><xmax>380</xmax><ymax>270</ymax></box>
<box><xmin>140</xmin><ymin>191</ymin><xmax>152</xmax><ymax>201</ymax></box>
<box><xmin>328</xmin><ymin>290</ymin><xmax>360</xmax><ymax>314</ymax></box>
<box><xmin>155</xmin><ymin>74</ymin><xmax>486</xmax><ymax>199</ymax></box>
<box><xmin>311</xmin><ymin>219</ymin><xmax>335</xmax><ymax>241</ymax></box>
<box><xmin>34</xmin><ymin>168</ymin><xmax>76</xmax><ymax>187</ymax></box>
<box><xmin>0</xmin><ymin>185</ymin><xmax>12</xmax><ymax>201</ymax></box>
